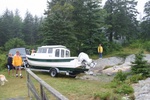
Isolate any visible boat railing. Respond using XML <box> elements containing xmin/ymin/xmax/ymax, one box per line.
<box><xmin>25</xmin><ymin>68</ymin><xmax>69</xmax><ymax>100</ymax></box>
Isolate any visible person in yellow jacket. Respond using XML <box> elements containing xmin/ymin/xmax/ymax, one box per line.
<box><xmin>98</xmin><ymin>44</ymin><xmax>103</xmax><ymax>58</ymax></box>
<box><xmin>12</xmin><ymin>50</ymin><xmax>23</xmax><ymax>78</ymax></box>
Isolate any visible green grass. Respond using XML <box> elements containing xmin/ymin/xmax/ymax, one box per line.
<box><xmin>30</xmin><ymin>72</ymin><xmax>116</xmax><ymax>100</ymax></box>
<box><xmin>1</xmin><ymin>46</ymin><xmax>144</xmax><ymax>100</ymax></box>
<box><xmin>0</xmin><ymin>69</ymin><xmax>124</xmax><ymax>100</ymax></box>
<box><xmin>103</xmin><ymin>47</ymin><xmax>149</xmax><ymax>58</ymax></box>
<box><xmin>0</xmin><ymin>69</ymin><xmax>29</xmax><ymax>99</ymax></box>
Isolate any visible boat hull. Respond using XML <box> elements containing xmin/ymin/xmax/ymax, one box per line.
<box><xmin>26</xmin><ymin>55</ymin><xmax>89</xmax><ymax>72</ymax></box>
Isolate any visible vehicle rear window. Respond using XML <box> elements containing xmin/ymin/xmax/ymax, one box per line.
<box><xmin>9</xmin><ymin>48</ymin><xmax>30</xmax><ymax>56</ymax></box>
<box><xmin>9</xmin><ymin>48</ymin><xmax>28</xmax><ymax>56</ymax></box>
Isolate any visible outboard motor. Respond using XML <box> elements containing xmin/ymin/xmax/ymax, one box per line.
<box><xmin>78</xmin><ymin>52</ymin><xmax>96</xmax><ymax>68</ymax></box>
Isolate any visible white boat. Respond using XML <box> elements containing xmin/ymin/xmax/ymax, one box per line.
<box><xmin>26</xmin><ymin>45</ymin><xmax>96</xmax><ymax>77</ymax></box>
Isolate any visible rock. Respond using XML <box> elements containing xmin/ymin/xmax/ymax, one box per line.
<box><xmin>91</xmin><ymin>57</ymin><xmax>124</xmax><ymax>74</ymax></box>
<box><xmin>132</xmin><ymin>78</ymin><xmax>150</xmax><ymax>100</ymax></box>
<box><xmin>85</xmin><ymin>54</ymin><xmax>150</xmax><ymax>100</ymax></box>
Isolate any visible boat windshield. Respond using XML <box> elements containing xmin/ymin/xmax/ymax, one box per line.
<box><xmin>55</xmin><ymin>49</ymin><xmax>70</xmax><ymax>57</ymax></box>
<box><xmin>37</xmin><ymin>48</ymin><xmax>47</xmax><ymax>53</ymax></box>
<box><xmin>61</xmin><ymin>50</ymin><xmax>64</xmax><ymax>57</ymax></box>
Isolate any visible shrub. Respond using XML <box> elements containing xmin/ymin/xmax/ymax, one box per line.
<box><xmin>128</xmin><ymin>74</ymin><xmax>144</xmax><ymax>83</ymax></box>
<box><xmin>109</xmin><ymin>81</ymin><xmax>118</xmax><ymax>88</ymax></box>
<box><xmin>109</xmin><ymin>81</ymin><xmax>125</xmax><ymax>89</ymax></box>
<box><xmin>113</xmin><ymin>70</ymin><xmax>127</xmax><ymax>82</ymax></box>
<box><xmin>114</xmin><ymin>83</ymin><xmax>134</xmax><ymax>94</ymax></box>
<box><xmin>4</xmin><ymin>38</ymin><xmax>26</xmax><ymax>51</ymax></box>
<box><xmin>94</xmin><ymin>92</ymin><xmax>110</xmax><ymax>100</ymax></box>
<box><xmin>129</xmin><ymin>40</ymin><xmax>143</xmax><ymax>49</ymax></box>
<box><xmin>143</xmin><ymin>41</ymin><xmax>150</xmax><ymax>52</ymax></box>
<box><xmin>0</xmin><ymin>54</ymin><xmax>7</xmax><ymax>71</ymax></box>
<box><xmin>104</xmin><ymin>42</ymin><xmax>122</xmax><ymax>55</ymax></box>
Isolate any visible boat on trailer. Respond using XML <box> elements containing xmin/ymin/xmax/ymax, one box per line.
<box><xmin>26</xmin><ymin>45</ymin><xmax>96</xmax><ymax>77</ymax></box>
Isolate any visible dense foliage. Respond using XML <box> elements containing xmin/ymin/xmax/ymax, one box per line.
<box><xmin>0</xmin><ymin>9</ymin><xmax>43</xmax><ymax>49</ymax></box>
<box><xmin>0</xmin><ymin>0</ymin><xmax>150</xmax><ymax>56</ymax></box>
<box><xmin>4</xmin><ymin>38</ymin><xmax>26</xmax><ymax>51</ymax></box>
<box><xmin>104</xmin><ymin>0</ymin><xmax>139</xmax><ymax>43</ymax></box>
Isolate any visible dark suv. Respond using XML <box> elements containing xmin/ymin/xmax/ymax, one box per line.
<box><xmin>8</xmin><ymin>47</ymin><xmax>30</xmax><ymax>67</ymax></box>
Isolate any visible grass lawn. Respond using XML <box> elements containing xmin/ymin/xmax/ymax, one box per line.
<box><xmin>0</xmin><ymin>69</ymin><xmax>29</xmax><ymax>100</ymax></box>
<box><xmin>0</xmin><ymin>45</ymin><xmax>147</xmax><ymax>100</ymax></box>
<box><xmin>0</xmin><ymin>68</ymin><xmax>125</xmax><ymax>100</ymax></box>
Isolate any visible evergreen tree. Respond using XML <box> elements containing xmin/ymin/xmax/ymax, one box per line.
<box><xmin>12</xmin><ymin>9</ymin><xmax>23</xmax><ymax>39</ymax></box>
<box><xmin>42</xmin><ymin>0</ymin><xmax>107</xmax><ymax>55</ymax></box>
<box><xmin>104</xmin><ymin>0</ymin><xmax>139</xmax><ymax>43</ymax></box>
<box><xmin>0</xmin><ymin>9</ymin><xmax>44</xmax><ymax>47</ymax></box>
<box><xmin>22</xmin><ymin>11</ymin><xmax>34</xmax><ymax>45</ymax></box>
<box><xmin>42</xmin><ymin>0</ymin><xmax>76</xmax><ymax>53</ymax></box>
<box><xmin>131</xmin><ymin>51</ymin><xmax>150</xmax><ymax>77</ymax></box>
<box><xmin>0</xmin><ymin>9</ymin><xmax>14</xmax><ymax>46</ymax></box>
<box><xmin>72</xmin><ymin>0</ymin><xmax>107</xmax><ymax>54</ymax></box>
<box><xmin>32</xmin><ymin>16</ymin><xmax>43</xmax><ymax>44</ymax></box>
<box><xmin>140</xmin><ymin>1</ymin><xmax>150</xmax><ymax>40</ymax></box>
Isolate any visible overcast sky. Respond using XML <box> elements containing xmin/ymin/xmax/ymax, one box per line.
<box><xmin>0</xmin><ymin>0</ymin><xmax>48</xmax><ymax>18</ymax></box>
<box><xmin>0</xmin><ymin>0</ymin><xmax>148</xmax><ymax>19</ymax></box>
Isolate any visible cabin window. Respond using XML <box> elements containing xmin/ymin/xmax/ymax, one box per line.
<box><xmin>66</xmin><ymin>51</ymin><xmax>70</xmax><ymax>57</ymax></box>
<box><xmin>61</xmin><ymin>50</ymin><xmax>64</xmax><ymax>57</ymax></box>
<box><xmin>48</xmin><ymin>48</ymin><xmax>53</xmax><ymax>53</ymax></box>
<box><xmin>37</xmin><ymin>48</ymin><xmax>41</xmax><ymax>53</ymax></box>
<box><xmin>42</xmin><ymin>48</ymin><xmax>47</xmax><ymax>53</ymax></box>
<box><xmin>37</xmin><ymin>48</ymin><xmax>47</xmax><ymax>53</ymax></box>
<box><xmin>55</xmin><ymin>49</ymin><xmax>60</xmax><ymax>57</ymax></box>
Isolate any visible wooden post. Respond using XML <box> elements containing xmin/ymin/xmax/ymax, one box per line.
<box><xmin>40</xmin><ymin>84</ymin><xmax>44</xmax><ymax>100</ymax></box>
<box><xmin>26</xmin><ymin>69</ymin><xmax>30</xmax><ymax>98</ymax></box>
<box><xmin>26</xmin><ymin>68</ymin><xmax>68</xmax><ymax>100</ymax></box>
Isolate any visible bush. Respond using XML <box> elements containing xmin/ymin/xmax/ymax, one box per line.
<box><xmin>109</xmin><ymin>80</ymin><xmax>123</xmax><ymax>88</ymax></box>
<box><xmin>143</xmin><ymin>41</ymin><xmax>150</xmax><ymax>52</ymax></box>
<box><xmin>129</xmin><ymin>40</ymin><xmax>143</xmax><ymax>49</ymax></box>
<box><xmin>4</xmin><ymin>38</ymin><xmax>26</xmax><ymax>51</ymax></box>
<box><xmin>104</xmin><ymin>42</ymin><xmax>122</xmax><ymax>55</ymax></box>
<box><xmin>0</xmin><ymin>54</ymin><xmax>7</xmax><ymax>71</ymax></box>
<box><xmin>128</xmin><ymin>74</ymin><xmax>144</xmax><ymax>83</ymax></box>
<box><xmin>114</xmin><ymin>83</ymin><xmax>134</xmax><ymax>94</ymax></box>
<box><xmin>113</xmin><ymin>70</ymin><xmax>127</xmax><ymax>82</ymax></box>
<box><xmin>94</xmin><ymin>92</ymin><xmax>111</xmax><ymax>100</ymax></box>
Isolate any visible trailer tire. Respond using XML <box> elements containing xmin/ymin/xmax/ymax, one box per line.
<box><xmin>50</xmin><ymin>68</ymin><xmax>58</xmax><ymax>77</ymax></box>
<box><xmin>26</xmin><ymin>63</ymin><xmax>30</xmax><ymax>68</ymax></box>
<box><xmin>69</xmin><ymin>73</ymin><xmax>77</xmax><ymax>78</ymax></box>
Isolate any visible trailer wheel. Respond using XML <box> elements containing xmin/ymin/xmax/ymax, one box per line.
<box><xmin>50</xmin><ymin>68</ymin><xmax>58</xmax><ymax>77</ymax></box>
<box><xmin>69</xmin><ymin>73</ymin><xmax>77</xmax><ymax>78</ymax></box>
<box><xmin>26</xmin><ymin>63</ymin><xmax>30</xmax><ymax>68</ymax></box>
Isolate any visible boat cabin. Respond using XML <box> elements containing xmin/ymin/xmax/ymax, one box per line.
<box><xmin>35</xmin><ymin>45</ymin><xmax>70</xmax><ymax>58</ymax></box>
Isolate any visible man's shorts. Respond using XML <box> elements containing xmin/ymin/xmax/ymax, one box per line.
<box><xmin>7</xmin><ymin>65</ymin><xmax>15</xmax><ymax>70</ymax></box>
<box><xmin>15</xmin><ymin>66</ymin><xmax>21</xmax><ymax>70</ymax></box>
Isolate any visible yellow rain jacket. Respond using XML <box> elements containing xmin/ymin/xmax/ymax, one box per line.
<box><xmin>98</xmin><ymin>46</ymin><xmax>103</xmax><ymax>53</ymax></box>
<box><xmin>12</xmin><ymin>55</ymin><xmax>23</xmax><ymax>67</ymax></box>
